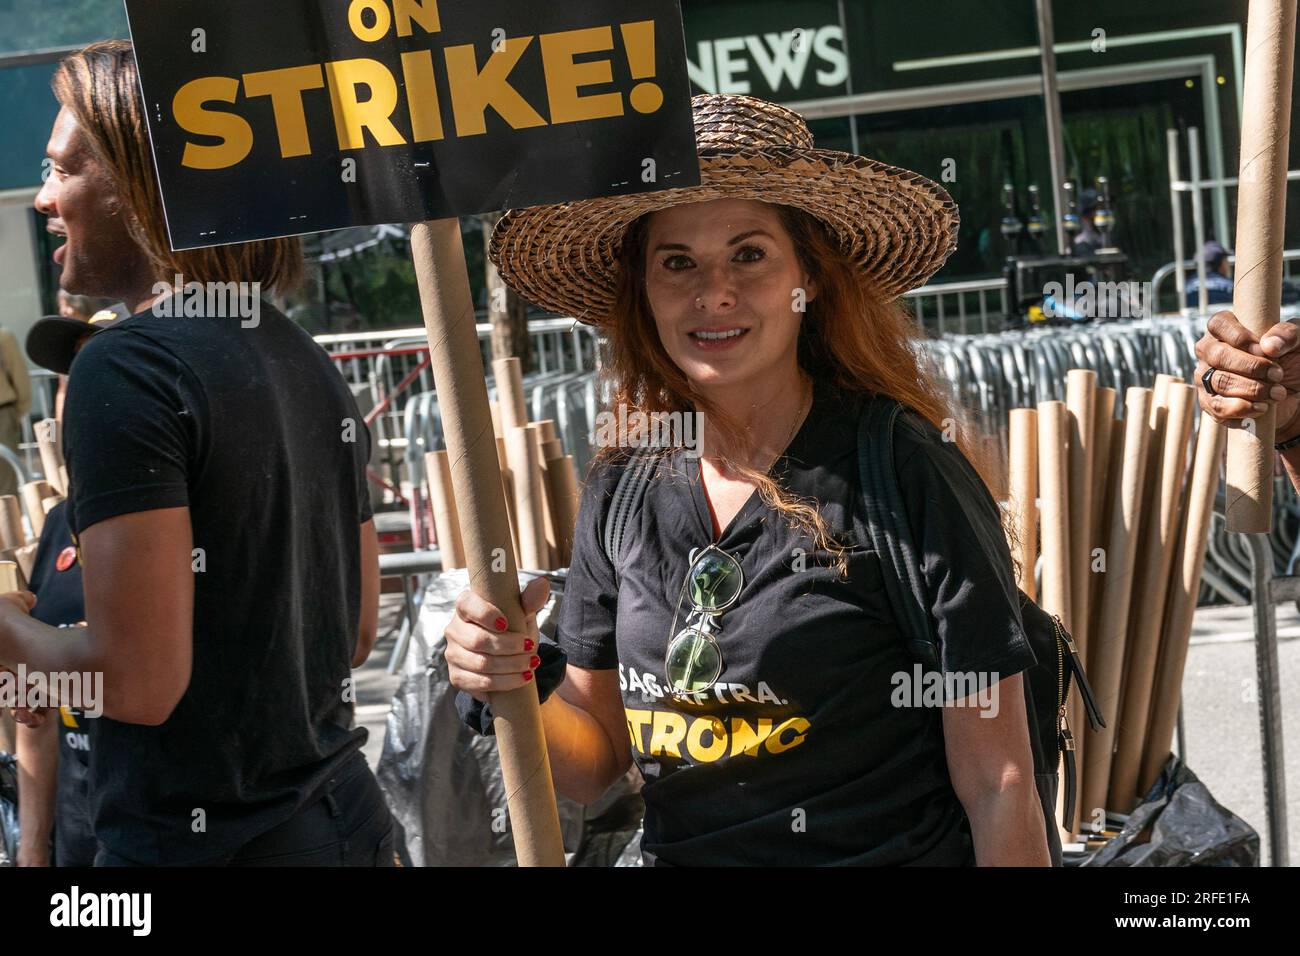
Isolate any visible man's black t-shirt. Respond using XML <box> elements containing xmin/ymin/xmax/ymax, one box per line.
<box><xmin>62</xmin><ymin>295</ymin><xmax>373</xmax><ymax>865</ymax></box>
<box><xmin>557</xmin><ymin>381</ymin><xmax>1037</xmax><ymax>866</ymax></box>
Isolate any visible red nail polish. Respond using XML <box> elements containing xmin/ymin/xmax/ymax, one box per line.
<box><xmin>530</xmin><ymin>656</ymin><xmax>540</xmax><ymax>669</ymax></box>
<box><xmin>494</xmin><ymin>617</ymin><xmax>507</xmax><ymax>631</ymax></box>
<box><xmin>524</xmin><ymin>638</ymin><xmax>535</xmax><ymax>652</ymax></box>
<box><xmin>523</xmin><ymin>671</ymin><xmax>533</xmax><ymax>682</ymax></box>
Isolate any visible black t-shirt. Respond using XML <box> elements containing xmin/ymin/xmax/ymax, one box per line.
<box><xmin>26</xmin><ymin>501</ymin><xmax>92</xmax><ymax>808</ymax></box>
<box><xmin>62</xmin><ymin>295</ymin><xmax>373</xmax><ymax>865</ymax></box>
<box><xmin>557</xmin><ymin>381</ymin><xmax>1037</xmax><ymax>866</ymax></box>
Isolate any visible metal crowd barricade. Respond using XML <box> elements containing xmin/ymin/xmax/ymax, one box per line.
<box><xmin>317</xmin><ymin>317</ymin><xmax>602</xmax><ymax>506</ymax></box>
<box><xmin>904</xmin><ymin>277</ymin><xmax>1010</xmax><ymax>337</ymax></box>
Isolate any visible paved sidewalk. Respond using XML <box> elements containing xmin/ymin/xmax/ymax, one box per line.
<box><xmin>354</xmin><ymin>592</ymin><xmax>407</xmax><ymax>772</ymax></box>
<box><xmin>1179</xmin><ymin>601</ymin><xmax>1298</xmax><ymax>866</ymax></box>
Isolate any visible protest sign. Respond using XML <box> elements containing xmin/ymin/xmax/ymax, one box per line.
<box><xmin>125</xmin><ymin>0</ymin><xmax>699</xmax><ymax>249</ymax></box>
<box><xmin>125</xmin><ymin>0</ymin><xmax>699</xmax><ymax>869</ymax></box>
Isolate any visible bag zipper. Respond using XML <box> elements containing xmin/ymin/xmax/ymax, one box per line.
<box><xmin>1051</xmin><ymin>613</ymin><xmax>1077</xmax><ymax>829</ymax></box>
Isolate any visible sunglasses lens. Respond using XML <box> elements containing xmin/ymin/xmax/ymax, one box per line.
<box><xmin>666</xmin><ymin>627</ymin><xmax>723</xmax><ymax>694</ymax></box>
<box><xmin>688</xmin><ymin>549</ymin><xmax>743</xmax><ymax>612</ymax></box>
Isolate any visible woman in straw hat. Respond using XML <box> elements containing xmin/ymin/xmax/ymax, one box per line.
<box><xmin>446</xmin><ymin>94</ymin><xmax>1050</xmax><ymax>866</ymax></box>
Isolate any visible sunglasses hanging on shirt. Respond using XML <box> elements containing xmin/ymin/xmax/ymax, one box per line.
<box><xmin>664</xmin><ymin>543</ymin><xmax>744</xmax><ymax>698</ymax></box>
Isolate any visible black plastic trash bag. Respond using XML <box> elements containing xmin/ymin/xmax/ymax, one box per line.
<box><xmin>376</xmin><ymin>569</ymin><xmax>643</xmax><ymax>866</ymax></box>
<box><xmin>1081</xmin><ymin>755</ymin><xmax>1259</xmax><ymax>867</ymax></box>
<box><xmin>0</xmin><ymin>752</ymin><xmax>18</xmax><ymax>867</ymax></box>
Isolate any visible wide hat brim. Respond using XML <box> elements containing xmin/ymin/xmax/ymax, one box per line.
<box><xmin>489</xmin><ymin>145</ymin><xmax>960</xmax><ymax>325</ymax></box>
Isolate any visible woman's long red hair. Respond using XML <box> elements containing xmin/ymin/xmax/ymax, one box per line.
<box><xmin>596</xmin><ymin>203</ymin><xmax>1006</xmax><ymax>571</ymax></box>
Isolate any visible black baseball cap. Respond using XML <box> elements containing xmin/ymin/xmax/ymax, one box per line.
<box><xmin>26</xmin><ymin>310</ymin><xmax>124</xmax><ymax>375</ymax></box>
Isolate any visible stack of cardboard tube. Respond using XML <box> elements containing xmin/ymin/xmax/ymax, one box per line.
<box><xmin>1005</xmin><ymin>370</ymin><xmax>1224</xmax><ymax>839</ymax></box>
<box><xmin>0</xmin><ymin>418</ymin><xmax>69</xmax><ymax>587</ymax></box>
<box><xmin>0</xmin><ymin>421</ymin><xmax>67</xmax><ymax>752</ymax></box>
<box><xmin>424</xmin><ymin>358</ymin><xmax>580</xmax><ymax>573</ymax></box>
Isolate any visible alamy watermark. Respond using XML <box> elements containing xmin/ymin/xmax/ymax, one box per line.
<box><xmin>890</xmin><ymin>664</ymin><xmax>1000</xmax><ymax>717</ymax></box>
<box><xmin>1041</xmin><ymin>275</ymin><xmax>1152</xmax><ymax>320</ymax></box>
<box><xmin>592</xmin><ymin>404</ymin><xmax>703</xmax><ymax>458</ymax></box>
<box><xmin>50</xmin><ymin>886</ymin><xmax>151</xmax><ymax>936</ymax></box>
<box><xmin>0</xmin><ymin>665</ymin><xmax>103</xmax><ymax>718</ymax></box>
<box><xmin>150</xmin><ymin>274</ymin><xmax>261</xmax><ymax>327</ymax></box>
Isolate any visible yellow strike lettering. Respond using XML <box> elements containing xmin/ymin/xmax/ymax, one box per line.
<box><xmin>173</xmin><ymin>76</ymin><xmax>254</xmax><ymax>170</ymax></box>
<box><xmin>242</xmin><ymin>65</ymin><xmax>325</xmax><ymax>158</ymax></box>
<box><xmin>444</xmin><ymin>37</ymin><xmax>546</xmax><ymax>136</ymax></box>
<box><xmin>324</xmin><ymin>59</ymin><xmax>407</xmax><ymax>150</ymax></box>
<box><xmin>765</xmin><ymin>717</ymin><xmax>811</xmax><ymax>754</ymax></box>
<box><xmin>648</xmin><ymin>710</ymin><xmax>688</xmax><ymax>758</ymax></box>
<box><xmin>400</xmin><ymin>50</ymin><xmax>444</xmax><ymax>142</ymax></box>
<box><xmin>625</xmin><ymin>708</ymin><xmax>652</xmax><ymax>754</ymax></box>
<box><xmin>539</xmin><ymin>26</ymin><xmax>623</xmax><ymax>124</ymax></box>
<box><xmin>685</xmin><ymin>716</ymin><xmax>728</xmax><ymax>763</ymax></box>
<box><xmin>59</xmin><ymin>706</ymin><xmax>78</xmax><ymax>729</ymax></box>
<box><xmin>729</xmin><ymin>718</ymin><xmax>773</xmax><ymax>757</ymax></box>
<box><xmin>348</xmin><ymin>0</ymin><xmax>391</xmax><ymax>42</ymax></box>
<box><xmin>393</xmin><ymin>0</ymin><xmax>441</xmax><ymax>37</ymax></box>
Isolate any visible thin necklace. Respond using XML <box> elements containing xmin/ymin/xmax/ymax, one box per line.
<box><xmin>766</xmin><ymin>378</ymin><xmax>812</xmax><ymax>474</ymax></box>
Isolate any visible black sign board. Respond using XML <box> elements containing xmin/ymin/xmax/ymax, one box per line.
<box><xmin>124</xmin><ymin>0</ymin><xmax>700</xmax><ymax>249</ymax></box>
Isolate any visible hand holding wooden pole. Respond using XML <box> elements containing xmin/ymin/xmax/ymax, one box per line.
<box><xmin>410</xmin><ymin>219</ymin><xmax>565</xmax><ymax>867</ymax></box>
<box><xmin>1226</xmin><ymin>0</ymin><xmax>1297</xmax><ymax>532</ymax></box>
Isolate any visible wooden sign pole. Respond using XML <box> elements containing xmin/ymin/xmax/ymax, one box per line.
<box><xmin>409</xmin><ymin>219</ymin><xmax>565</xmax><ymax>867</ymax></box>
<box><xmin>1225</xmin><ymin>0</ymin><xmax>1296</xmax><ymax>532</ymax></box>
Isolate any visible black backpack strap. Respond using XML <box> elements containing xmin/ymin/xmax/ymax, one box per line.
<box><xmin>602</xmin><ymin>445</ymin><xmax>658</xmax><ymax>572</ymax></box>
<box><xmin>856</xmin><ymin>395</ymin><xmax>940</xmax><ymax>669</ymax></box>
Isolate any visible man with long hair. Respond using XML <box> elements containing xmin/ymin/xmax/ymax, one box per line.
<box><xmin>0</xmin><ymin>40</ymin><xmax>391</xmax><ymax>866</ymax></box>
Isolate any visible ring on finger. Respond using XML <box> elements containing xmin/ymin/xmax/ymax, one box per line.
<box><xmin>1202</xmin><ymin>366</ymin><xmax>1221</xmax><ymax>397</ymax></box>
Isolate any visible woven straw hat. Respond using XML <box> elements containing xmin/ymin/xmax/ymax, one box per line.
<box><xmin>489</xmin><ymin>93</ymin><xmax>960</xmax><ymax>325</ymax></box>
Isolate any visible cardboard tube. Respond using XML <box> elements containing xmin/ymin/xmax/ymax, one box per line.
<box><xmin>1008</xmin><ymin>408</ymin><xmax>1038</xmax><ymax>600</ymax></box>
<box><xmin>537</xmin><ymin>419</ymin><xmax>559</xmax><ymax>444</ymax></box>
<box><xmin>500</xmin><ymin>468</ymin><xmax>520</xmax><ymax>567</ymax></box>
<box><xmin>1085</xmin><ymin>391</ymin><xmax>1118</xmax><ymax>697</ymax></box>
<box><xmin>1038</xmin><ymin>400</ymin><xmax>1074</xmax><ymax>837</ymax></box>
<box><xmin>1139</xmin><ymin>414</ymin><xmax>1226</xmax><ymax>791</ymax></box>
<box><xmin>1080</xmin><ymin>392</ymin><xmax>1119</xmax><ymax>820</ymax></box>
<box><xmin>1036</xmin><ymin>401</ymin><xmax>1072</xmax><ymax>631</ymax></box>
<box><xmin>489</xmin><ymin>400</ymin><xmax>503</xmax><ymax>442</ymax></box>
<box><xmin>13</xmin><ymin>541</ymin><xmax>38</xmax><ymax>584</ymax></box>
<box><xmin>507</xmin><ymin>426</ymin><xmax>548</xmax><ymax>571</ymax></box>
<box><xmin>0</xmin><ymin>496</ymin><xmax>24</xmax><ymax>549</ymax></box>
<box><xmin>540</xmin><ymin>438</ymin><xmax>565</xmax><ymax>463</ymax></box>
<box><xmin>1150</xmin><ymin>374</ymin><xmax>1181</xmax><ymax>426</ymax></box>
<box><xmin>0</xmin><ymin>560</ymin><xmax>18</xmax><ymax>592</ymax></box>
<box><xmin>528</xmin><ymin>424</ymin><xmax>558</xmax><ymax>568</ymax></box>
<box><xmin>493</xmin><ymin>357</ymin><xmax>528</xmax><ymax>432</ymax></box>
<box><xmin>1087</xmin><ymin>387</ymin><xmax>1118</xmax><ymax>606</ymax></box>
<box><xmin>1088</xmin><ymin>412</ymin><xmax>1122</xmax><ymax>660</ymax></box>
<box><xmin>1226</xmin><ymin>0</ymin><xmax>1296</xmax><ymax>532</ymax></box>
<box><xmin>1079</xmin><ymin>388</ymin><xmax>1153</xmax><ymax>828</ymax></box>
<box><xmin>1066</xmin><ymin>370</ymin><xmax>1097</xmax><ymax>643</ymax></box>
<box><xmin>425</xmin><ymin>450</ymin><xmax>466</xmax><ymax>570</ymax></box>
<box><xmin>410</xmin><ymin>220</ymin><xmax>563</xmax><ymax>866</ymax></box>
<box><xmin>41</xmin><ymin>496</ymin><xmax>64</xmax><ymax>515</ymax></box>
<box><xmin>1109</xmin><ymin>383</ymin><xmax>1196</xmax><ymax>812</ymax></box>
<box><xmin>544</xmin><ymin>455</ymin><xmax>580</xmax><ymax>567</ymax></box>
<box><xmin>21</xmin><ymin>481</ymin><xmax>54</xmax><ymax>539</ymax></box>
<box><xmin>1065</xmin><ymin>371</ymin><xmax>1097</xmax><ymax>788</ymax></box>
<box><xmin>35</xmin><ymin>419</ymin><xmax>65</xmax><ymax>496</ymax></box>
